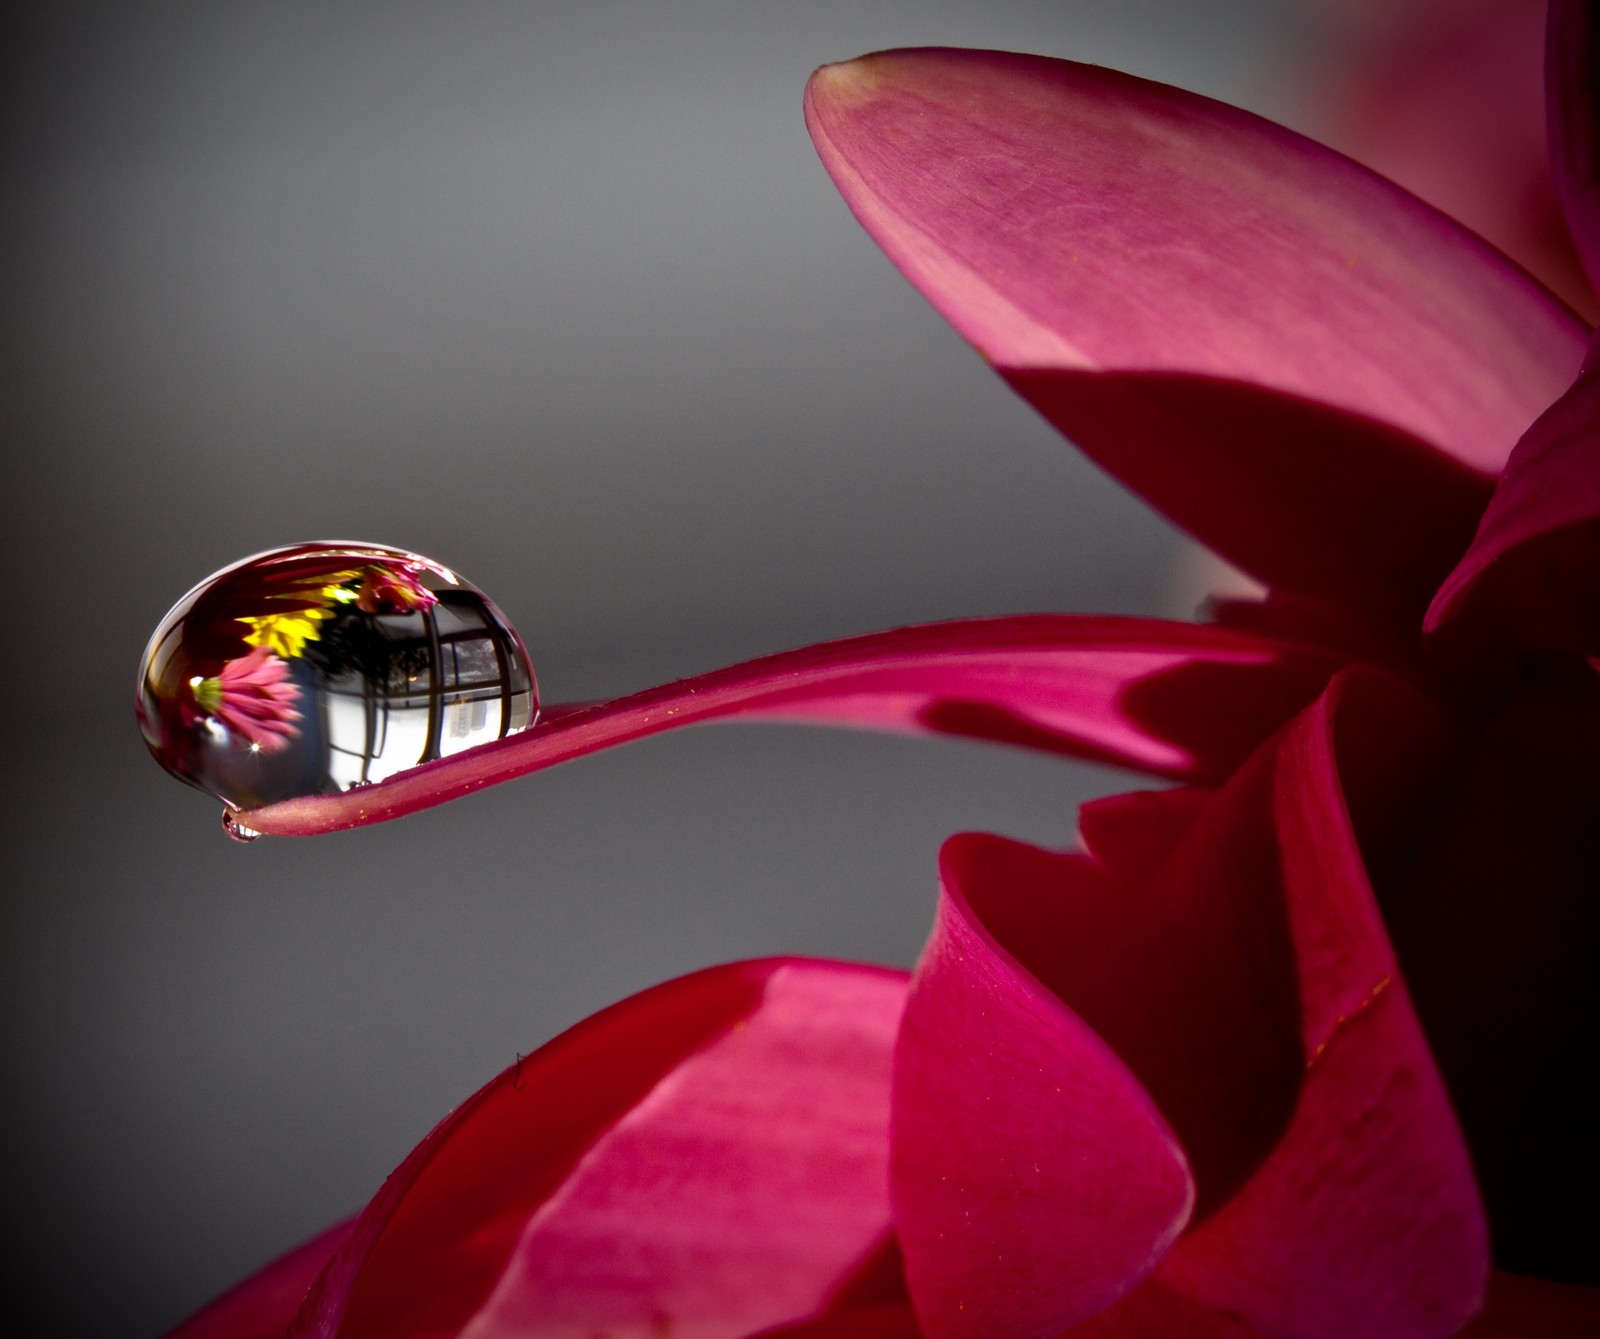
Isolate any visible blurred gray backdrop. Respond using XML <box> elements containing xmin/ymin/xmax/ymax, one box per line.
<box><xmin>4</xmin><ymin>3</ymin><xmax>1310</xmax><ymax>1334</ymax></box>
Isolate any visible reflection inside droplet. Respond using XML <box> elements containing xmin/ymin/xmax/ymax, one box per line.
<box><xmin>137</xmin><ymin>542</ymin><xmax>538</xmax><ymax>820</ymax></box>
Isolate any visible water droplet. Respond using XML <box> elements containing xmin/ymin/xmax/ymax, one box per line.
<box><xmin>222</xmin><ymin>810</ymin><xmax>261</xmax><ymax>843</ymax></box>
<box><xmin>137</xmin><ymin>542</ymin><xmax>537</xmax><ymax>817</ymax></box>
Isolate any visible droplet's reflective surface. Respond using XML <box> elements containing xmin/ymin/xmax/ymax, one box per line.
<box><xmin>137</xmin><ymin>542</ymin><xmax>537</xmax><ymax>816</ymax></box>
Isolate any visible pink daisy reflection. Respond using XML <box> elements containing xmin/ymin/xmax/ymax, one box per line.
<box><xmin>193</xmin><ymin>646</ymin><xmax>303</xmax><ymax>754</ymax></box>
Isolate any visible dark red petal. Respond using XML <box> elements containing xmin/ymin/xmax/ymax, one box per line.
<box><xmin>243</xmin><ymin>616</ymin><xmax>1337</xmax><ymax>835</ymax></box>
<box><xmin>1547</xmin><ymin>0</ymin><xmax>1600</xmax><ymax>295</ymax></box>
<box><xmin>1075</xmin><ymin>785</ymin><xmax>1213</xmax><ymax>887</ymax></box>
<box><xmin>1061</xmin><ymin>1276</ymin><xmax>1262</xmax><ymax>1338</ymax></box>
<box><xmin>163</xmin><ymin>1221</ymin><xmax>352</xmax><ymax>1339</ymax></box>
<box><xmin>891</xmin><ymin>834</ymin><xmax>1195</xmax><ymax>1339</ymax></box>
<box><xmin>1379</xmin><ymin>661</ymin><xmax>1600</xmax><ymax>1282</ymax></box>
<box><xmin>1007</xmin><ymin>370</ymin><xmax>1493</xmax><ymax>639</ymax></box>
<box><xmin>288</xmin><ymin>958</ymin><xmax>906</xmax><ymax>1339</ymax></box>
<box><xmin>1458</xmin><ymin>1271</ymin><xmax>1600</xmax><ymax>1337</ymax></box>
<box><xmin>1154</xmin><ymin>668</ymin><xmax>1487</xmax><ymax>1338</ymax></box>
<box><xmin>748</xmin><ymin>1304</ymin><xmax>924</xmax><ymax>1339</ymax></box>
<box><xmin>1425</xmin><ymin>336</ymin><xmax>1600</xmax><ymax>667</ymax></box>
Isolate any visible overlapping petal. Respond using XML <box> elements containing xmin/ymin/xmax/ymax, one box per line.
<box><xmin>804</xmin><ymin>49</ymin><xmax>1587</xmax><ymax>633</ymax></box>
<box><xmin>892</xmin><ymin>667</ymin><xmax>1485</xmax><ymax>1339</ymax></box>
<box><xmin>279</xmin><ymin>958</ymin><xmax>906</xmax><ymax>1339</ymax></box>
<box><xmin>1425</xmin><ymin>335</ymin><xmax>1600</xmax><ymax>665</ymax></box>
<box><xmin>242</xmin><ymin>616</ymin><xmax>1338</xmax><ymax>835</ymax></box>
<box><xmin>1152</xmin><ymin>667</ymin><xmax>1485</xmax><ymax>1339</ymax></box>
<box><xmin>892</xmin><ymin>834</ymin><xmax>1195</xmax><ymax>1339</ymax></box>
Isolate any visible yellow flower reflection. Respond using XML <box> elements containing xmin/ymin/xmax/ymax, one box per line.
<box><xmin>237</xmin><ymin>606</ymin><xmax>335</xmax><ymax>659</ymax></box>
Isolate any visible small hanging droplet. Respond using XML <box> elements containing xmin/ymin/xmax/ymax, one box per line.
<box><xmin>222</xmin><ymin>810</ymin><xmax>262</xmax><ymax>843</ymax></box>
<box><xmin>137</xmin><ymin>542</ymin><xmax>538</xmax><ymax>824</ymax></box>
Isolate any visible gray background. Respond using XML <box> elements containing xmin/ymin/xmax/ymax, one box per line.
<box><xmin>5</xmin><ymin>4</ymin><xmax>1312</xmax><ymax>1335</ymax></box>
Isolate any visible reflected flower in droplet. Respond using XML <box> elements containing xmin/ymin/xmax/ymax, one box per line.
<box><xmin>354</xmin><ymin>564</ymin><xmax>440</xmax><ymax>614</ymax></box>
<box><xmin>188</xmin><ymin>645</ymin><xmax>303</xmax><ymax>754</ymax></box>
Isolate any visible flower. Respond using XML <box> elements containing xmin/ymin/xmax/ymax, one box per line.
<box><xmin>171</xmin><ymin>6</ymin><xmax>1600</xmax><ymax>1337</ymax></box>
<box><xmin>189</xmin><ymin>646</ymin><xmax>303</xmax><ymax>754</ymax></box>
<box><xmin>352</xmin><ymin>564</ymin><xmax>438</xmax><ymax>614</ymax></box>
<box><xmin>237</xmin><ymin>607</ymin><xmax>337</xmax><ymax>661</ymax></box>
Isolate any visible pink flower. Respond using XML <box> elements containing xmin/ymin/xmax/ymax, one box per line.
<box><xmin>190</xmin><ymin>646</ymin><xmax>303</xmax><ymax>754</ymax></box>
<box><xmin>353</xmin><ymin>564</ymin><xmax>438</xmax><ymax>614</ymax></box>
<box><xmin>171</xmin><ymin>5</ymin><xmax>1600</xmax><ymax>1336</ymax></box>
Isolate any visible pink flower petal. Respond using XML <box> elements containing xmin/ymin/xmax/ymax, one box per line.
<box><xmin>891</xmin><ymin>834</ymin><xmax>1195</xmax><ymax>1339</ymax></box>
<box><xmin>288</xmin><ymin>958</ymin><xmax>906</xmax><ymax>1339</ymax></box>
<box><xmin>1315</xmin><ymin>0</ymin><xmax>1593</xmax><ymax>318</ymax></box>
<box><xmin>804</xmin><ymin>49</ymin><xmax>1586</xmax><ymax>629</ymax></box>
<box><xmin>1154</xmin><ymin>667</ymin><xmax>1487</xmax><ymax>1339</ymax></box>
<box><xmin>240</xmin><ymin>615</ymin><xmax>1338</xmax><ymax>835</ymax></box>
<box><xmin>163</xmin><ymin>1221</ymin><xmax>352</xmax><ymax>1339</ymax></box>
<box><xmin>804</xmin><ymin>48</ymin><xmax>1582</xmax><ymax>471</ymax></box>
<box><xmin>895</xmin><ymin>668</ymin><xmax>1485</xmax><ymax>1338</ymax></box>
<box><xmin>1547</xmin><ymin>0</ymin><xmax>1600</xmax><ymax>296</ymax></box>
<box><xmin>1425</xmin><ymin>336</ymin><xmax>1600</xmax><ymax>666</ymax></box>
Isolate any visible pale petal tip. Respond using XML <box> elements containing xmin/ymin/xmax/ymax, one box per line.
<box><xmin>805</xmin><ymin>53</ymin><xmax>888</xmax><ymax>113</ymax></box>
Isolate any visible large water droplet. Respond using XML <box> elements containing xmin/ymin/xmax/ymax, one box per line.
<box><xmin>137</xmin><ymin>542</ymin><xmax>537</xmax><ymax>816</ymax></box>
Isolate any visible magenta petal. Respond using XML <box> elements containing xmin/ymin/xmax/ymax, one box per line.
<box><xmin>1548</xmin><ymin>0</ymin><xmax>1600</xmax><ymax>295</ymax></box>
<box><xmin>805</xmin><ymin>49</ymin><xmax>1585</xmax><ymax>625</ymax></box>
<box><xmin>1425</xmin><ymin>337</ymin><xmax>1600</xmax><ymax>665</ymax></box>
<box><xmin>243</xmin><ymin>616</ymin><xmax>1337</xmax><ymax>835</ymax></box>
<box><xmin>1155</xmin><ymin>668</ymin><xmax>1487</xmax><ymax>1339</ymax></box>
<box><xmin>891</xmin><ymin>834</ymin><xmax>1194</xmax><ymax>1339</ymax></box>
<box><xmin>163</xmin><ymin>1221</ymin><xmax>352</xmax><ymax>1339</ymax></box>
<box><xmin>804</xmin><ymin>50</ymin><xmax>1583</xmax><ymax>469</ymax></box>
<box><xmin>290</xmin><ymin>958</ymin><xmax>905</xmax><ymax>1339</ymax></box>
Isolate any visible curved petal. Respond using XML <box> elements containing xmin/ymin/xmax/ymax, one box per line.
<box><xmin>891</xmin><ymin>833</ymin><xmax>1195</xmax><ymax>1339</ymax></box>
<box><xmin>1548</xmin><ymin>0</ymin><xmax>1600</xmax><ymax>295</ymax></box>
<box><xmin>242</xmin><ymin>616</ymin><xmax>1337</xmax><ymax>835</ymax></box>
<box><xmin>804</xmin><ymin>49</ymin><xmax>1586</xmax><ymax>624</ymax></box>
<box><xmin>288</xmin><ymin>958</ymin><xmax>906</xmax><ymax>1339</ymax></box>
<box><xmin>163</xmin><ymin>1221</ymin><xmax>352</xmax><ymax>1339</ymax></box>
<box><xmin>1155</xmin><ymin>667</ymin><xmax>1487</xmax><ymax>1339</ymax></box>
<box><xmin>1425</xmin><ymin>336</ymin><xmax>1600</xmax><ymax>666</ymax></box>
<box><xmin>804</xmin><ymin>48</ymin><xmax>1582</xmax><ymax>469</ymax></box>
